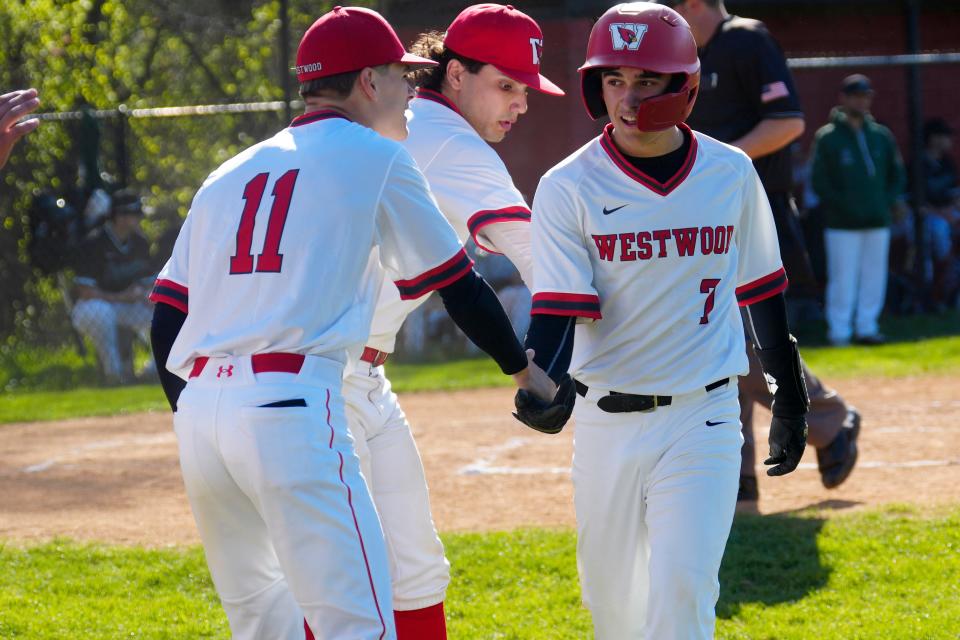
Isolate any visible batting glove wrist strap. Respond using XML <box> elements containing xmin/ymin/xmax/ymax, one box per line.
<box><xmin>755</xmin><ymin>334</ymin><xmax>810</xmax><ymax>419</ymax></box>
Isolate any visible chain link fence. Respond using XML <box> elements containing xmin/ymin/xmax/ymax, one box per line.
<box><xmin>3</xmin><ymin>50</ymin><xmax>958</xmax><ymax>390</ymax></box>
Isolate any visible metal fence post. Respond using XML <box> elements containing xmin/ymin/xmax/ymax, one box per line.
<box><xmin>116</xmin><ymin>104</ymin><xmax>129</xmax><ymax>188</ymax></box>
<box><xmin>905</xmin><ymin>0</ymin><xmax>926</xmax><ymax>301</ymax></box>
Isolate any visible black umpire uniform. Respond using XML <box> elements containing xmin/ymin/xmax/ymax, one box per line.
<box><xmin>686</xmin><ymin>15</ymin><xmax>860</xmax><ymax>498</ymax></box>
<box><xmin>686</xmin><ymin>15</ymin><xmax>815</xmax><ymax>294</ymax></box>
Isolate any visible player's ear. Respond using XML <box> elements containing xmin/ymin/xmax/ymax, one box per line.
<box><xmin>445</xmin><ymin>59</ymin><xmax>465</xmax><ymax>91</ymax></box>
<box><xmin>357</xmin><ymin>67</ymin><xmax>378</xmax><ymax>101</ymax></box>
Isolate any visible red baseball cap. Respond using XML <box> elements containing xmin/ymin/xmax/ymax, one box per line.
<box><xmin>296</xmin><ymin>6</ymin><xmax>436</xmax><ymax>83</ymax></box>
<box><xmin>443</xmin><ymin>4</ymin><xmax>565</xmax><ymax>96</ymax></box>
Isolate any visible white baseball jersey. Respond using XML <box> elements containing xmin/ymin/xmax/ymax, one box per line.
<box><xmin>365</xmin><ymin>90</ymin><xmax>532</xmax><ymax>353</ymax></box>
<box><xmin>531</xmin><ymin>123</ymin><xmax>786</xmax><ymax>395</ymax></box>
<box><xmin>150</xmin><ymin>110</ymin><xmax>469</xmax><ymax>379</ymax></box>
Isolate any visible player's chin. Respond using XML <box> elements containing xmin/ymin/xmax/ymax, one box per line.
<box><xmin>385</xmin><ymin>120</ymin><xmax>410</xmax><ymax>142</ymax></box>
<box><xmin>483</xmin><ymin>125</ymin><xmax>508</xmax><ymax>144</ymax></box>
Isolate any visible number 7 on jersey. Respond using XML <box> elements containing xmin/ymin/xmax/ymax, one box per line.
<box><xmin>700</xmin><ymin>278</ymin><xmax>721</xmax><ymax>325</ymax></box>
<box><xmin>229</xmin><ymin>169</ymin><xmax>300</xmax><ymax>274</ymax></box>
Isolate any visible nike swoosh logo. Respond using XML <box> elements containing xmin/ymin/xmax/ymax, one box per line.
<box><xmin>705</xmin><ymin>420</ymin><xmax>726</xmax><ymax>427</ymax></box>
<box><xmin>602</xmin><ymin>204</ymin><xmax>628</xmax><ymax>215</ymax></box>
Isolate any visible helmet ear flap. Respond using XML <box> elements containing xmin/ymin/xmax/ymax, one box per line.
<box><xmin>581</xmin><ymin>68</ymin><xmax>607</xmax><ymax>120</ymax></box>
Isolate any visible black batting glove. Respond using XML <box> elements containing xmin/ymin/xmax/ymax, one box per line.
<box><xmin>764</xmin><ymin>415</ymin><xmax>808</xmax><ymax>476</ymax></box>
<box><xmin>755</xmin><ymin>335</ymin><xmax>810</xmax><ymax>477</ymax></box>
<box><xmin>513</xmin><ymin>374</ymin><xmax>576</xmax><ymax>435</ymax></box>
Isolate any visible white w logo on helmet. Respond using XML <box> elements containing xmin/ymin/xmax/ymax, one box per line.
<box><xmin>608</xmin><ymin>23</ymin><xmax>648</xmax><ymax>51</ymax></box>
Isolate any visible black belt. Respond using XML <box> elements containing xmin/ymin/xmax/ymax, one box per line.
<box><xmin>574</xmin><ymin>378</ymin><xmax>729</xmax><ymax>414</ymax></box>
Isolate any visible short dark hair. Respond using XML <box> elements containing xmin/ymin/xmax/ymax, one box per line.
<box><xmin>110</xmin><ymin>188</ymin><xmax>144</xmax><ymax>218</ymax></box>
<box><xmin>299</xmin><ymin>70</ymin><xmax>362</xmax><ymax>99</ymax></box>
<box><xmin>408</xmin><ymin>30</ymin><xmax>485</xmax><ymax>92</ymax></box>
<box><xmin>924</xmin><ymin>117</ymin><xmax>954</xmax><ymax>144</ymax></box>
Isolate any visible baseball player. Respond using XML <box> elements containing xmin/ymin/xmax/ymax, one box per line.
<box><xmin>336</xmin><ymin>5</ymin><xmax>564</xmax><ymax>638</ymax></box>
<box><xmin>148</xmin><ymin>7</ymin><xmax>554</xmax><ymax>640</ymax></box>
<box><xmin>512</xmin><ymin>4</ymin><xmax>808</xmax><ymax>638</ymax></box>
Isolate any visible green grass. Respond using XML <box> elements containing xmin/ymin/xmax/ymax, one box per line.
<box><xmin>2</xmin><ymin>506</ymin><xmax>959</xmax><ymax>638</ymax></box>
<box><xmin>797</xmin><ymin>309</ymin><xmax>960</xmax><ymax>378</ymax></box>
<box><xmin>802</xmin><ymin>334</ymin><xmax>960</xmax><ymax>378</ymax></box>
<box><xmin>0</xmin><ymin>541</ymin><xmax>226</xmax><ymax>639</ymax></box>
<box><xmin>1</xmin><ymin>312</ymin><xmax>956</xmax><ymax>424</ymax></box>
<box><xmin>0</xmin><ymin>385</ymin><xmax>167</xmax><ymax>424</ymax></box>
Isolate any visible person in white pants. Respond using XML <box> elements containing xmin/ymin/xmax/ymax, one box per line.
<box><xmin>811</xmin><ymin>73</ymin><xmax>906</xmax><ymax>346</ymax></box>
<box><xmin>70</xmin><ymin>190</ymin><xmax>155</xmax><ymax>383</ymax></box>
<box><xmin>824</xmin><ymin>227</ymin><xmax>890</xmax><ymax>344</ymax></box>
<box><xmin>148</xmin><ymin>8</ymin><xmax>554</xmax><ymax>640</ymax></box>
<box><xmin>520</xmin><ymin>5</ymin><xmax>809</xmax><ymax>638</ymax></box>
<box><xmin>340</xmin><ymin>5</ymin><xmax>564</xmax><ymax>638</ymax></box>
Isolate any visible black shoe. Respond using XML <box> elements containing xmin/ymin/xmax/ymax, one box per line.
<box><xmin>737</xmin><ymin>475</ymin><xmax>759</xmax><ymax>502</ymax></box>
<box><xmin>854</xmin><ymin>333</ymin><xmax>886</xmax><ymax>346</ymax></box>
<box><xmin>817</xmin><ymin>409</ymin><xmax>861</xmax><ymax>489</ymax></box>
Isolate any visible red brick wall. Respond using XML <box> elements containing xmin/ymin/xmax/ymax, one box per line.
<box><xmin>398</xmin><ymin>5</ymin><xmax>960</xmax><ymax>200</ymax></box>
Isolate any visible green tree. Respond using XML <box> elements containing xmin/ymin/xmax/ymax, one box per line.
<box><xmin>0</xmin><ymin>0</ymin><xmax>376</xmax><ymax>376</ymax></box>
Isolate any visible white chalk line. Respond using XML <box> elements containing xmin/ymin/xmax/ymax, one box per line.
<box><xmin>19</xmin><ymin>433</ymin><xmax>176</xmax><ymax>474</ymax></box>
<box><xmin>459</xmin><ymin>436</ymin><xmax>573</xmax><ymax>476</ymax></box>
<box><xmin>459</xmin><ymin>459</ymin><xmax>960</xmax><ymax>476</ymax></box>
<box><xmin>458</xmin><ymin>434</ymin><xmax>960</xmax><ymax>476</ymax></box>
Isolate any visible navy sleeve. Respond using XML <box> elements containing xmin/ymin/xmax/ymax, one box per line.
<box><xmin>743</xmin><ymin>291</ymin><xmax>790</xmax><ymax>350</ymax></box>
<box><xmin>151</xmin><ymin>301</ymin><xmax>187</xmax><ymax>412</ymax></box>
<box><xmin>524</xmin><ymin>314</ymin><xmax>575</xmax><ymax>385</ymax></box>
<box><xmin>437</xmin><ymin>269</ymin><xmax>528</xmax><ymax>375</ymax></box>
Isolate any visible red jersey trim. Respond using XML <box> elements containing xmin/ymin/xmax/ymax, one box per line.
<box><xmin>415</xmin><ymin>89</ymin><xmax>463</xmax><ymax>116</ymax></box>
<box><xmin>466</xmin><ymin>206</ymin><xmax>532</xmax><ymax>254</ymax></box>
<box><xmin>394</xmin><ymin>248</ymin><xmax>474</xmax><ymax>300</ymax></box>
<box><xmin>149</xmin><ymin>278</ymin><xmax>188</xmax><ymax>313</ymax></box>
<box><xmin>290</xmin><ymin>109</ymin><xmax>351</xmax><ymax>128</ymax></box>
<box><xmin>531</xmin><ymin>292</ymin><xmax>602</xmax><ymax>319</ymax></box>
<box><xmin>736</xmin><ymin>267</ymin><xmax>788</xmax><ymax>306</ymax></box>
<box><xmin>599</xmin><ymin>122</ymin><xmax>698</xmax><ymax>196</ymax></box>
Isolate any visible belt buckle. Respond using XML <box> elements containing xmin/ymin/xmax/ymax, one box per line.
<box><xmin>639</xmin><ymin>396</ymin><xmax>658</xmax><ymax>413</ymax></box>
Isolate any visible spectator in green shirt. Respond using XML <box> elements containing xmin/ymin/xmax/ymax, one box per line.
<box><xmin>811</xmin><ymin>74</ymin><xmax>906</xmax><ymax>345</ymax></box>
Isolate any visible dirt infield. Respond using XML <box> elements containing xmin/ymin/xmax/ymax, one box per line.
<box><xmin>1</xmin><ymin>376</ymin><xmax>958</xmax><ymax>547</ymax></box>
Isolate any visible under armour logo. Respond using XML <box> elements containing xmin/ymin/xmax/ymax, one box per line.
<box><xmin>217</xmin><ymin>365</ymin><xmax>234</xmax><ymax>378</ymax></box>
<box><xmin>609</xmin><ymin>23</ymin><xmax>648</xmax><ymax>51</ymax></box>
<box><xmin>529</xmin><ymin>37</ymin><xmax>543</xmax><ymax>65</ymax></box>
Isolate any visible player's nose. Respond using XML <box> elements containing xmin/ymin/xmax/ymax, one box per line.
<box><xmin>513</xmin><ymin>92</ymin><xmax>528</xmax><ymax>115</ymax></box>
<box><xmin>624</xmin><ymin>88</ymin><xmax>643</xmax><ymax>110</ymax></box>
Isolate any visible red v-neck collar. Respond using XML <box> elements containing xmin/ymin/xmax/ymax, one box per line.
<box><xmin>415</xmin><ymin>88</ymin><xmax>464</xmax><ymax>116</ymax></box>
<box><xmin>290</xmin><ymin>109</ymin><xmax>351</xmax><ymax>127</ymax></box>
<box><xmin>599</xmin><ymin>122</ymin><xmax>698</xmax><ymax>196</ymax></box>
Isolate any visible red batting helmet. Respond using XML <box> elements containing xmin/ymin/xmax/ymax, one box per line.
<box><xmin>578</xmin><ymin>3</ymin><xmax>700</xmax><ymax>130</ymax></box>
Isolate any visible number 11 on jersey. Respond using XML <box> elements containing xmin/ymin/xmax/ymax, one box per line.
<box><xmin>229</xmin><ymin>169</ymin><xmax>300</xmax><ymax>275</ymax></box>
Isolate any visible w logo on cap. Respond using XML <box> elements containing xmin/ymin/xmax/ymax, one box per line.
<box><xmin>529</xmin><ymin>37</ymin><xmax>543</xmax><ymax>65</ymax></box>
<box><xmin>609</xmin><ymin>23</ymin><xmax>648</xmax><ymax>51</ymax></box>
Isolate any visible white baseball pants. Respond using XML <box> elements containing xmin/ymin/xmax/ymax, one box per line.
<box><xmin>71</xmin><ymin>298</ymin><xmax>153</xmax><ymax>380</ymax></box>
<box><xmin>824</xmin><ymin>227</ymin><xmax>891</xmax><ymax>343</ymax></box>
<box><xmin>174</xmin><ymin>355</ymin><xmax>395</xmax><ymax>640</ymax></box>
<box><xmin>572</xmin><ymin>382</ymin><xmax>742</xmax><ymax>640</ymax></box>
<box><xmin>343</xmin><ymin>362</ymin><xmax>450</xmax><ymax>611</ymax></box>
